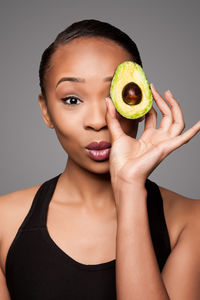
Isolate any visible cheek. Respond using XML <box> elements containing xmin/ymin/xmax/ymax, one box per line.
<box><xmin>54</xmin><ymin>125</ymin><xmax>82</xmax><ymax>157</ymax></box>
<box><xmin>49</xmin><ymin>108</ymin><xmax>83</xmax><ymax>150</ymax></box>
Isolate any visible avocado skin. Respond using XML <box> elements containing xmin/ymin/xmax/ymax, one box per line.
<box><xmin>110</xmin><ymin>61</ymin><xmax>153</xmax><ymax>119</ymax></box>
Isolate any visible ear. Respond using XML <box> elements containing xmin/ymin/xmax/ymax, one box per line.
<box><xmin>38</xmin><ymin>94</ymin><xmax>54</xmax><ymax>129</ymax></box>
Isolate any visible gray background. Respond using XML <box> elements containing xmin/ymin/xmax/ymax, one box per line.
<box><xmin>0</xmin><ymin>0</ymin><xmax>199</xmax><ymax>198</ymax></box>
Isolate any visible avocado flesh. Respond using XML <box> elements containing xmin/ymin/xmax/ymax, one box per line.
<box><xmin>110</xmin><ymin>61</ymin><xmax>153</xmax><ymax>119</ymax></box>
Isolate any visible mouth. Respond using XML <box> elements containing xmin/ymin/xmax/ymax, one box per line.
<box><xmin>85</xmin><ymin>141</ymin><xmax>111</xmax><ymax>162</ymax></box>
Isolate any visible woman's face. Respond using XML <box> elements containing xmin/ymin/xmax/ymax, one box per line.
<box><xmin>39</xmin><ymin>37</ymin><xmax>142</xmax><ymax>174</ymax></box>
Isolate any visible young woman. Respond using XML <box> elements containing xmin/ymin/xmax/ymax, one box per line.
<box><xmin>0</xmin><ymin>19</ymin><xmax>200</xmax><ymax>300</ymax></box>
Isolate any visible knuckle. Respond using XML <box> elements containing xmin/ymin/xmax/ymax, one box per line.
<box><xmin>157</xmin><ymin>143</ymin><xmax>167</xmax><ymax>156</ymax></box>
<box><xmin>154</xmin><ymin>144</ymin><xmax>163</xmax><ymax>155</ymax></box>
<box><xmin>184</xmin><ymin>138</ymin><xmax>190</xmax><ymax>144</ymax></box>
<box><xmin>180</xmin><ymin>121</ymin><xmax>185</xmax><ymax>131</ymax></box>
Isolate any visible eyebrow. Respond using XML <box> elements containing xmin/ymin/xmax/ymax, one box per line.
<box><xmin>56</xmin><ymin>76</ymin><xmax>113</xmax><ymax>87</ymax></box>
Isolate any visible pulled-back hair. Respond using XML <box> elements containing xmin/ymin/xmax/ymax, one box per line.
<box><xmin>39</xmin><ymin>19</ymin><xmax>143</xmax><ymax>100</ymax></box>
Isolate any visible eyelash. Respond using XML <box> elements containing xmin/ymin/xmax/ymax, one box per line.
<box><xmin>61</xmin><ymin>94</ymin><xmax>111</xmax><ymax>106</ymax></box>
<box><xmin>61</xmin><ymin>96</ymin><xmax>82</xmax><ymax>106</ymax></box>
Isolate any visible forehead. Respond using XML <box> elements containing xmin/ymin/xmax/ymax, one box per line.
<box><xmin>48</xmin><ymin>37</ymin><xmax>133</xmax><ymax>79</ymax></box>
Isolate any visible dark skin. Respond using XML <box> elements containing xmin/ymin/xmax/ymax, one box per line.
<box><xmin>0</xmin><ymin>36</ymin><xmax>200</xmax><ymax>299</ymax></box>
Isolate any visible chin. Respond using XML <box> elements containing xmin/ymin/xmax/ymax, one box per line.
<box><xmin>84</xmin><ymin>159</ymin><xmax>111</xmax><ymax>175</ymax></box>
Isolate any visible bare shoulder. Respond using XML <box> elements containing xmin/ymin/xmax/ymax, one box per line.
<box><xmin>158</xmin><ymin>186</ymin><xmax>200</xmax><ymax>298</ymax></box>
<box><xmin>158</xmin><ymin>184</ymin><xmax>200</xmax><ymax>249</ymax></box>
<box><xmin>0</xmin><ymin>184</ymin><xmax>42</xmax><ymax>232</ymax></box>
<box><xmin>0</xmin><ymin>184</ymin><xmax>41</xmax><ymax>274</ymax></box>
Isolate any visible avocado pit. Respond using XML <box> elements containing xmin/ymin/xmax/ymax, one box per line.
<box><xmin>122</xmin><ymin>82</ymin><xmax>142</xmax><ymax>105</ymax></box>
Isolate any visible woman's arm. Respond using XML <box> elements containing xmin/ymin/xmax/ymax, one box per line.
<box><xmin>0</xmin><ymin>198</ymin><xmax>11</xmax><ymax>300</ymax></box>
<box><xmin>0</xmin><ymin>219</ymin><xmax>11</xmax><ymax>300</ymax></box>
<box><xmin>105</xmin><ymin>83</ymin><xmax>200</xmax><ymax>299</ymax></box>
<box><xmin>115</xmin><ymin>181</ymin><xmax>200</xmax><ymax>300</ymax></box>
<box><xmin>0</xmin><ymin>266</ymin><xmax>11</xmax><ymax>300</ymax></box>
<box><xmin>115</xmin><ymin>182</ymin><xmax>169</xmax><ymax>300</ymax></box>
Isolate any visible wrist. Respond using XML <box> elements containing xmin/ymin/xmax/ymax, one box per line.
<box><xmin>116</xmin><ymin>186</ymin><xmax>148</xmax><ymax>224</ymax></box>
<box><xmin>112</xmin><ymin>179</ymin><xmax>147</xmax><ymax>212</ymax></box>
<box><xmin>112</xmin><ymin>175</ymin><xmax>146</xmax><ymax>192</ymax></box>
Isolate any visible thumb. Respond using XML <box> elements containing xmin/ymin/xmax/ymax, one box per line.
<box><xmin>105</xmin><ymin>97</ymin><xmax>125</xmax><ymax>142</ymax></box>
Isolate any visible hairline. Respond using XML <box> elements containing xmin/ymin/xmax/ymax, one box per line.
<box><xmin>42</xmin><ymin>35</ymin><xmax>135</xmax><ymax>101</ymax></box>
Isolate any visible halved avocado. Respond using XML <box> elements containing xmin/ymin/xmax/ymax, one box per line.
<box><xmin>110</xmin><ymin>61</ymin><xmax>153</xmax><ymax>119</ymax></box>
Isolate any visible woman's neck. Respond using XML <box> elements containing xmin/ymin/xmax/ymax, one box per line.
<box><xmin>57</xmin><ymin>158</ymin><xmax>116</xmax><ymax>211</ymax></box>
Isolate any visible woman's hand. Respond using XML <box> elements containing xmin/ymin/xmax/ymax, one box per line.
<box><xmin>106</xmin><ymin>83</ymin><xmax>200</xmax><ymax>188</ymax></box>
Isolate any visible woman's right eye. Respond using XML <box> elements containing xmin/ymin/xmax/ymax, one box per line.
<box><xmin>61</xmin><ymin>96</ymin><xmax>82</xmax><ymax>106</ymax></box>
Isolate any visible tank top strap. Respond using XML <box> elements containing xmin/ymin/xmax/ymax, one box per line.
<box><xmin>17</xmin><ymin>172</ymin><xmax>170</xmax><ymax>271</ymax></box>
<box><xmin>145</xmin><ymin>178</ymin><xmax>171</xmax><ymax>271</ymax></box>
<box><xmin>19</xmin><ymin>173</ymin><xmax>62</xmax><ymax>231</ymax></box>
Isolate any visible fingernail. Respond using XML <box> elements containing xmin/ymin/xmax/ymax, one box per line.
<box><xmin>105</xmin><ymin>97</ymin><xmax>110</xmax><ymax>102</ymax></box>
<box><xmin>150</xmin><ymin>83</ymin><xmax>155</xmax><ymax>89</ymax></box>
<box><xmin>105</xmin><ymin>97</ymin><xmax>110</xmax><ymax>108</ymax></box>
<box><xmin>167</xmin><ymin>90</ymin><xmax>173</xmax><ymax>96</ymax></box>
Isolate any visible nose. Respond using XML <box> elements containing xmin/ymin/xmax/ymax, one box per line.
<box><xmin>84</xmin><ymin>99</ymin><xmax>107</xmax><ymax>131</ymax></box>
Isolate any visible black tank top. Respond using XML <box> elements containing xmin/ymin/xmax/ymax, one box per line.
<box><xmin>5</xmin><ymin>173</ymin><xmax>171</xmax><ymax>300</ymax></box>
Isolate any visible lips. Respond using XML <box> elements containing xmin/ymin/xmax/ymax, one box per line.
<box><xmin>86</xmin><ymin>141</ymin><xmax>111</xmax><ymax>150</ymax></box>
<box><xmin>85</xmin><ymin>141</ymin><xmax>111</xmax><ymax>161</ymax></box>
